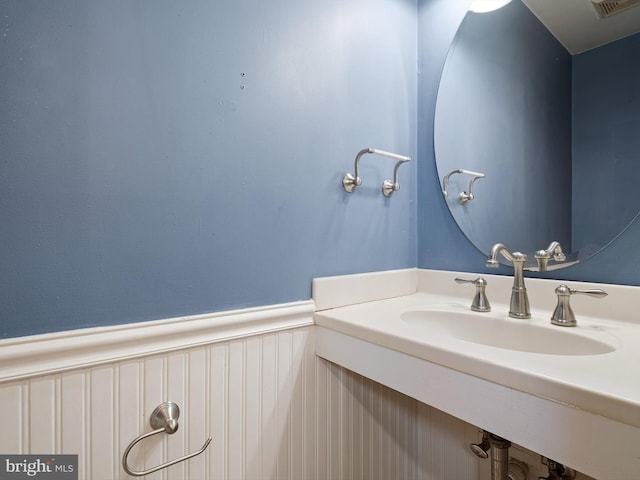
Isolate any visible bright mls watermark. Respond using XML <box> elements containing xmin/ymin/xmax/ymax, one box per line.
<box><xmin>0</xmin><ymin>456</ymin><xmax>77</xmax><ymax>480</ymax></box>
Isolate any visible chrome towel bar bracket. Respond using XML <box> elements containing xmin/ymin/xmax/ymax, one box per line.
<box><xmin>122</xmin><ymin>402</ymin><xmax>212</xmax><ymax>477</ymax></box>
<box><xmin>343</xmin><ymin>148</ymin><xmax>411</xmax><ymax>196</ymax></box>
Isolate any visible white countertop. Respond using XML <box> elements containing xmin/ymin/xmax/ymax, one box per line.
<box><xmin>313</xmin><ymin>268</ymin><xmax>640</xmax><ymax>429</ymax></box>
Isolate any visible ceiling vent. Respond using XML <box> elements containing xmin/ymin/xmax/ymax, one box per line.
<box><xmin>592</xmin><ymin>0</ymin><xmax>640</xmax><ymax>17</ymax></box>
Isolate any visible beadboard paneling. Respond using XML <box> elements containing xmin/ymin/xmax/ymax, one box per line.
<box><xmin>0</xmin><ymin>324</ymin><xmax>490</xmax><ymax>480</ymax></box>
<box><xmin>317</xmin><ymin>360</ymin><xmax>483</xmax><ymax>480</ymax></box>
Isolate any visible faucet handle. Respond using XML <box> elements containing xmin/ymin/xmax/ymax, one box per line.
<box><xmin>455</xmin><ymin>277</ymin><xmax>491</xmax><ymax>312</ymax></box>
<box><xmin>551</xmin><ymin>284</ymin><xmax>608</xmax><ymax>327</ymax></box>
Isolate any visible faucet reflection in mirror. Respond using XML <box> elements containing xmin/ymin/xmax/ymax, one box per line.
<box><xmin>534</xmin><ymin>241</ymin><xmax>566</xmax><ymax>271</ymax></box>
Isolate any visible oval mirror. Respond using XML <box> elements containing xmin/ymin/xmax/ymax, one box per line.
<box><xmin>434</xmin><ymin>0</ymin><xmax>640</xmax><ymax>271</ymax></box>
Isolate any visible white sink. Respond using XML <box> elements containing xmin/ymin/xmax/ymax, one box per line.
<box><xmin>400</xmin><ymin>309</ymin><xmax>617</xmax><ymax>355</ymax></box>
<box><xmin>313</xmin><ymin>269</ymin><xmax>640</xmax><ymax>479</ymax></box>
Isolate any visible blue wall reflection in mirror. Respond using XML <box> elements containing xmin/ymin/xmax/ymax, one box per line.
<box><xmin>418</xmin><ymin>0</ymin><xmax>640</xmax><ymax>287</ymax></box>
<box><xmin>434</xmin><ymin>0</ymin><xmax>640</xmax><ymax>262</ymax></box>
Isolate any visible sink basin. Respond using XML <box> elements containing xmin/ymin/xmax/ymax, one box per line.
<box><xmin>400</xmin><ymin>310</ymin><xmax>617</xmax><ymax>355</ymax></box>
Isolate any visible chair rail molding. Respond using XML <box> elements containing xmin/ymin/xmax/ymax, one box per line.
<box><xmin>0</xmin><ymin>300</ymin><xmax>314</xmax><ymax>383</ymax></box>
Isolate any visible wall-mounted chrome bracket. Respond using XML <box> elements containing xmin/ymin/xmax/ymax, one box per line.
<box><xmin>442</xmin><ymin>168</ymin><xmax>485</xmax><ymax>204</ymax></box>
<box><xmin>382</xmin><ymin>157</ymin><xmax>411</xmax><ymax>197</ymax></box>
<box><xmin>343</xmin><ymin>148</ymin><xmax>411</xmax><ymax>196</ymax></box>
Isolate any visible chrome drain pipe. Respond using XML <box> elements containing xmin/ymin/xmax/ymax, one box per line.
<box><xmin>489</xmin><ymin>433</ymin><xmax>511</xmax><ymax>480</ymax></box>
<box><xmin>470</xmin><ymin>430</ymin><xmax>512</xmax><ymax>480</ymax></box>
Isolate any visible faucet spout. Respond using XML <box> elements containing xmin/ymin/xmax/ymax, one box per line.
<box><xmin>486</xmin><ymin>243</ymin><xmax>531</xmax><ymax>319</ymax></box>
<box><xmin>486</xmin><ymin>243</ymin><xmax>516</xmax><ymax>267</ymax></box>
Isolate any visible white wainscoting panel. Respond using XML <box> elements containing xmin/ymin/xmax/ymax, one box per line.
<box><xmin>1</xmin><ymin>321</ymin><xmax>490</xmax><ymax>480</ymax></box>
<box><xmin>1</xmin><ymin>327</ymin><xmax>318</xmax><ymax>480</ymax></box>
<box><xmin>315</xmin><ymin>358</ymin><xmax>483</xmax><ymax>480</ymax></box>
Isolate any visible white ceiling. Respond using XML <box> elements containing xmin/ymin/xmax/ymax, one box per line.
<box><xmin>523</xmin><ymin>0</ymin><xmax>640</xmax><ymax>54</ymax></box>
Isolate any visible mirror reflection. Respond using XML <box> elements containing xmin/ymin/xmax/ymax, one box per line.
<box><xmin>434</xmin><ymin>0</ymin><xmax>640</xmax><ymax>271</ymax></box>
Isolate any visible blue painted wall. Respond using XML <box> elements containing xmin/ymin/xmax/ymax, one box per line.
<box><xmin>417</xmin><ymin>0</ymin><xmax>474</xmax><ymax>271</ymax></box>
<box><xmin>0</xmin><ymin>0</ymin><xmax>417</xmax><ymax>338</ymax></box>
<box><xmin>433</xmin><ymin>0</ymin><xmax>572</xmax><ymax>255</ymax></box>
<box><xmin>418</xmin><ymin>0</ymin><xmax>640</xmax><ymax>287</ymax></box>
<box><xmin>3</xmin><ymin>0</ymin><xmax>639</xmax><ymax>339</ymax></box>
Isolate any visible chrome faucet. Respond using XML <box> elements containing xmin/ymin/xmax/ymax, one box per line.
<box><xmin>486</xmin><ymin>243</ymin><xmax>531</xmax><ymax>319</ymax></box>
